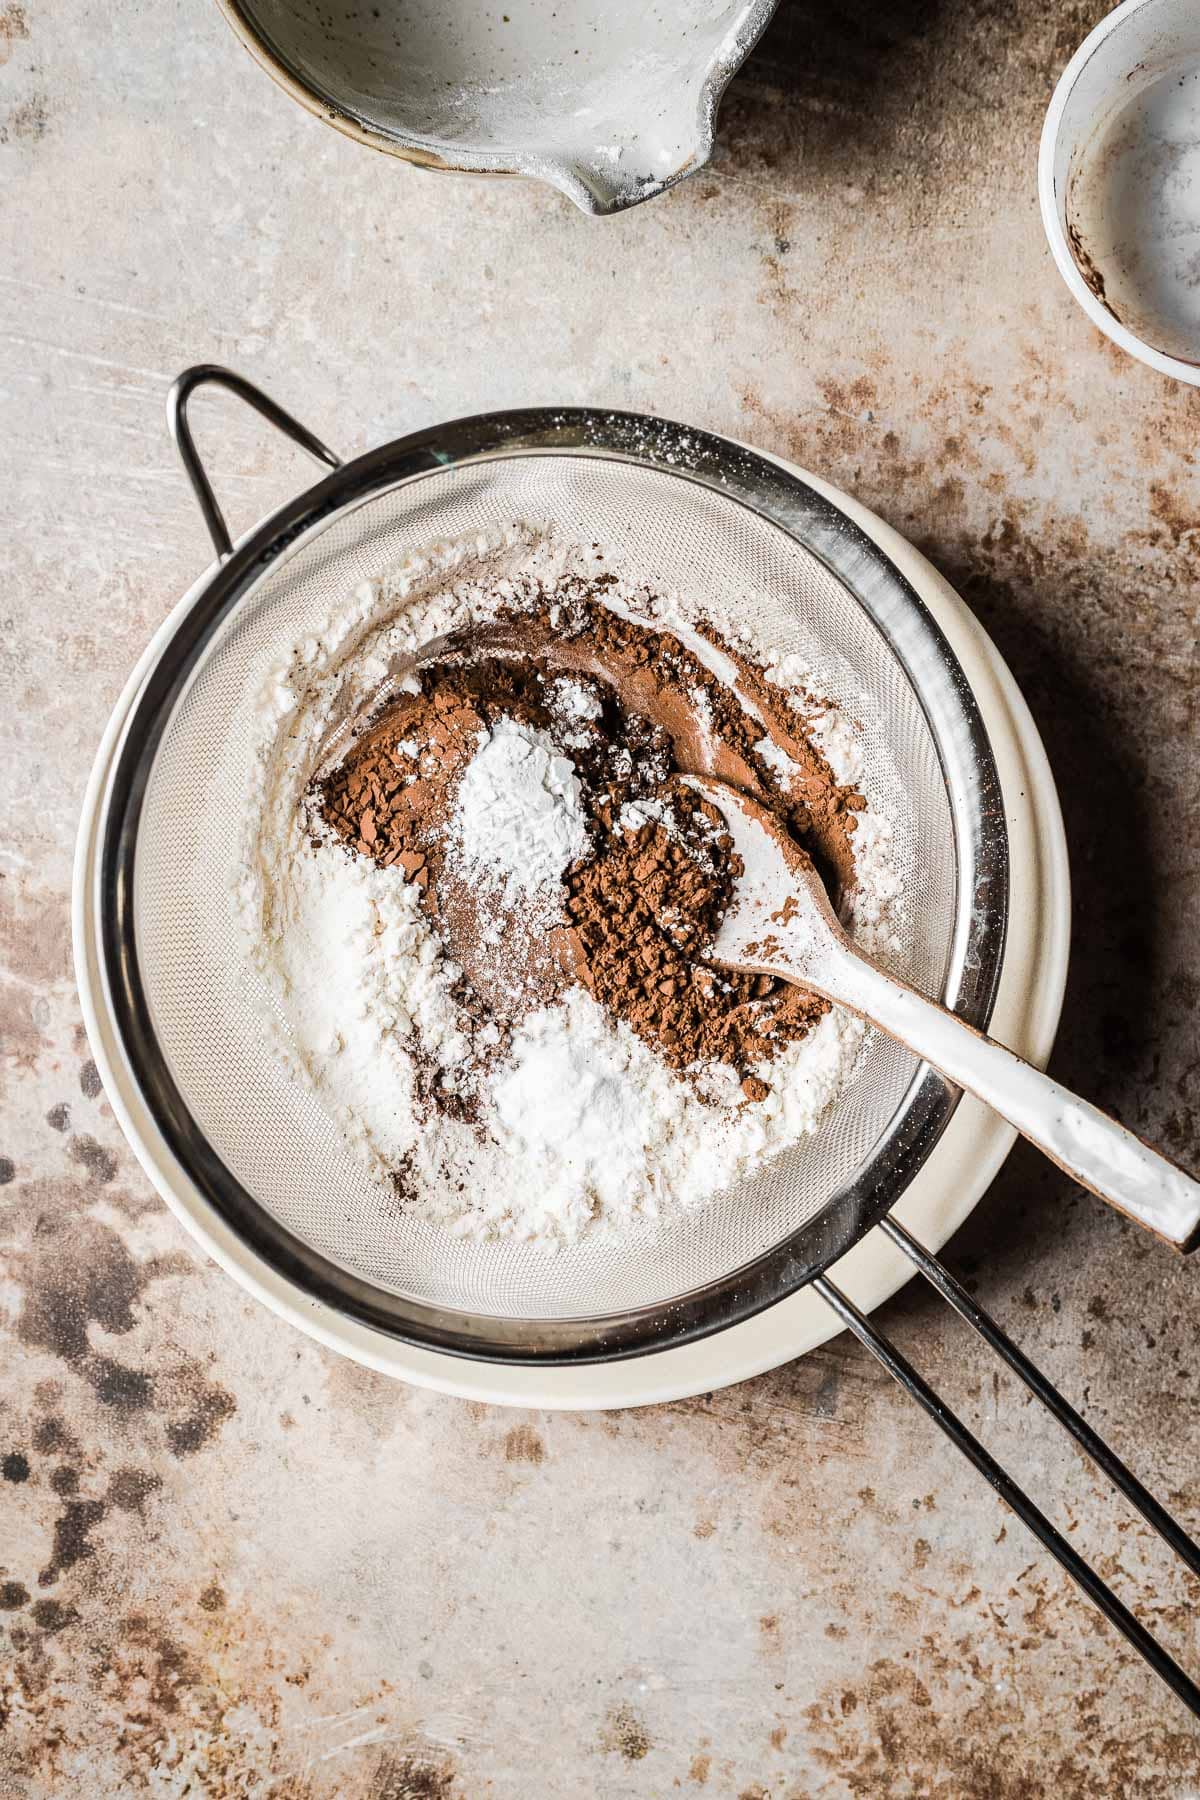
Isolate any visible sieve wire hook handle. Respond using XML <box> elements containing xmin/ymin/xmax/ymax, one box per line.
<box><xmin>814</xmin><ymin>1237</ymin><xmax>1200</xmax><ymax>1721</ymax></box>
<box><xmin>167</xmin><ymin>364</ymin><xmax>343</xmax><ymax>562</ymax></box>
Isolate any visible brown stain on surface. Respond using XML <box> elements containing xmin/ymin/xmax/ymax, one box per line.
<box><xmin>3</xmin><ymin>1570</ymin><xmax>345</xmax><ymax>1792</ymax></box>
<box><xmin>0</xmin><ymin>93</ymin><xmax>49</xmax><ymax>142</ymax></box>
<box><xmin>322</xmin><ymin>1351</ymin><xmax>408</xmax><ymax>1437</ymax></box>
<box><xmin>1148</xmin><ymin>481</ymin><xmax>1200</xmax><ymax>561</ymax></box>
<box><xmin>370</xmin><ymin>1751</ymin><xmax>462</xmax><ymax>1799</ymax></box>
<box><xmin>798</xmin><ymin>1642</ymin><xmax>1200</xmax><ymax>1798</ymax></box>
<box><xmin>0</xmin><ymin>882</ymin><xmax>72</xmax><ymax>1078</ymax></box>
<box><xmin>1</xmin><ymin>1180</ymin><xmax>238</xmax><ymax>1587</ymax></box>
<box><xmin>503</xmin><ymin>1424</ymin><xmax>545</xmax><ymax>1464</ymax></box>
<box><xmin>68</xmin><ymin>1134</ymin><xmax>119</xmax><ymax>1184</ymax></box>
<box><xmin>29</xmin><ymin>1597</ymin><xmax>76</xmax><ymax>1634</ymax></box>
<box><xmin>14</xmin><ymin>1208</ymin><xmax>145</xmax><ymax>1364</ymax></box>
<box><xmin>599</xmin><ymin>1702</ymin><xmax>652</xmax><ymax>1762</ymax></box>
<box><xmin>5</xmin><ymin>1180</ymin><xmax>235</xmax><ymax>1449</ymax></box>
<box><xmin>38</xmin><ymin>1497</ymin><xmax>106</xmax><ymax>1587</ymax></box>
<box><xmin>0</xmin><ymin>1</ymin><xmax>29</xmax><ymax>64</ymax></box>
<box><xmin>31</xmin><ymin>1413</ymin><xmax>78</xmax><ymax>1457</ymax></box>
<box><xmin>114</xmin><ymin>1614</ymin><xmax>204</xmax><ymax>1717</ymax></box>
<box><xmin>106</xmin><ymin>1467</ymin><xmax>161</xmax><ymax>1514</ymax></box>
<box><xmin>163</xmin><ymin>1377</ymin><xmax>238</xmax><ymax>1458</ymax></box>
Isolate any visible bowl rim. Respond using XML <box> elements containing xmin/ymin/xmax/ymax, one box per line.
<box><xmin>75</xmin><ymin>407</ymin><xmax>1008</xmax><ymax>1368</ymax></box>
<box><xmin>1038</xmin><ymin>0</ymin><xmax>1200</xmax><ymax>385</ymax></box>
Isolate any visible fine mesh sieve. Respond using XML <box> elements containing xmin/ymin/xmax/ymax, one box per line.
<box><xmin>90</xmin><ymin>368</ymin><xmax>1200</xmax><ymax>1715</ymax></box>
<box><xmin>99</xmin><ymin>367</ymin><xmax>1006</xmax><ymax>1361</ymax></box>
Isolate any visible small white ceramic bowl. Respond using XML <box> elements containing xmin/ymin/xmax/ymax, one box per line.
<box><xmin>1040</xmin><ymin>0</ymin><xmax>1200</xmax><ymax>382</ymax></box>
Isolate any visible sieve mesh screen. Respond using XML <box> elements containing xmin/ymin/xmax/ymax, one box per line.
<box><xmin>134</xmin><ymin>452</ymin><xmax>955</xmax><ymax>1321</ymax></box>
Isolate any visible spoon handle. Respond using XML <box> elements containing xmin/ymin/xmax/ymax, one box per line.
<box><xmin>822</xmin><ymin>947</ymin><xmax>1200</xmax><ymax>1251</ymax></box>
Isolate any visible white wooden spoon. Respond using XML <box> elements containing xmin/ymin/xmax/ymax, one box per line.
<box><xmin>687</xmin><ymin>775</ymin><xmax>1200</xmax><ymax>1252</ymax></box>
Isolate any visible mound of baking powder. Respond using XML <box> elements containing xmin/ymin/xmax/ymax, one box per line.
<box><xmin>450</xmin><ymin>718</ymin><xmax>589</xmax><ymax>905</ymax></box>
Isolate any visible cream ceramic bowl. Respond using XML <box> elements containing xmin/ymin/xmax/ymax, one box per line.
<box><xmin>74</xmin><ymin>451</ymin><xmax>1069</xmax><ymax>1410</ymax></box>
<box><xmin>214</xmin><ymin>0</ymin><xmax>778</xmax><ymax>214</ymax></box>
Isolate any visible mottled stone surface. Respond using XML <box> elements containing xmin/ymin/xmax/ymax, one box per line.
<box><xmin>3</xmin><ymin>0</ymin><xmax>1200</xmax><ymax>1793</ymax></box>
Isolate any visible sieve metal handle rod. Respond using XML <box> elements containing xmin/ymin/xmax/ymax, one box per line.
<box><xmin>813</xmin><ymin>1272</ymin><xmax>1200</xmax><ymax>1722</ymax></box>
<box><xmin>167</xmin><ymin>364</ymin><xmax>343</xmax><ymax>562</ymax></box>
<box><xmin>880</xmin><ymin>1215</ymin><xmax>1200</xmax><ymax>1579</ymax></box>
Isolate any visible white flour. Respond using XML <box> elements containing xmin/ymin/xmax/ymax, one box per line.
<box><xmin>236</xmin><ymin>523</ymin><xmax>908</xmax><ymax>1249</ymax></box>
<box><xmin>450</xmin><ymin>718</ymin><xmax>588</xmax><ymax>907</ymax></box>
<box><xmin>753</xmin><ymin>733</ymin><xmax>802</xmax><ymax>784</ymax></box>
<box><xmin>549</xmin><ymin>677</ymin><xmax>602</xmax><ymax>723</ymax></box>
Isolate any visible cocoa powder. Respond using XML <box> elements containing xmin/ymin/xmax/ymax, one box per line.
<box><xmin>313</xmin><ymin>585</ymin><xmax>857</xmax><ymax>1106</ymax></box>
<box><xmin>563</xmin><ymin>802</ymin><xmax>829</xmax><ymax>1081</ymax></box>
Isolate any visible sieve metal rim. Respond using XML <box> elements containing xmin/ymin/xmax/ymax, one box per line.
<box><xmin>93</xmin><ymin>382</ymin><xmax>1008</xmax><ymax>1365</ymax></box>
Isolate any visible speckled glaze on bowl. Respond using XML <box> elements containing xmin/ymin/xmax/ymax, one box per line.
<box><xmin>213</xmin><ymin>0</ymin><xmax>779</xmax><ymax>215</ymax></box>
